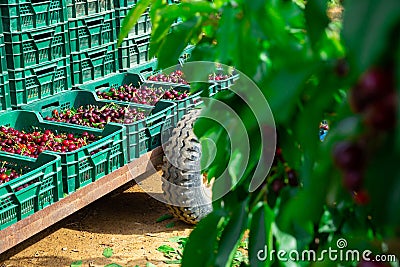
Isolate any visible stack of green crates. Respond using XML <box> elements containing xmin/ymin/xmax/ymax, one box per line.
<box><xmin>0</xmin><ymin>18</ymin><xmax>11</xmax><ymax>112</ymax></box>
<box><xmin>0</xmin><ymin>0</ymin><xmax>71</xmax><ymax>108</ymax></box>
<box><xmin>67</xmin><ymin>0</ymin><xmax>118</xmax><ymax>88</ymax></box>
<box><xmin>114</xmin><ymin>0</ymin><xmax>154</xmax><ymax>72</ymax></box>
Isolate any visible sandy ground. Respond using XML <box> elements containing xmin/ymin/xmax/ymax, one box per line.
<box><xmin>0</xmin><ymin>171</ymin><xmax>193</xmax><ymax>267</ymax></box>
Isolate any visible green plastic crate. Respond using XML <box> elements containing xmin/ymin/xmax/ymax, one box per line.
<box><xmin>68</xmin><ymin>11</ymin><xmax>116</xmax><ymax>53</ymax></box>
<box><xmin>113</xmin><ymin>0</ymin><xmax>136</xmax><ymax>8</ymax></box>
<box><xmin>66</xmin><ymin>0</ymin><xmax>113</xmax><ymax>19</ymax></box>
<box><xmin>78</xmin><ymin>75</ymin><xmax>176</xmax><ymax>153</ymax></box>
<box><xmin>7</xmin><ymin>57</ymin><xmax>71</xmax><ymax>108</ymax></box>
<box><xmin>0</xmin><ymin>0</ymin><xmax>67</xmax><ymax>33</ymax></box>
<box><xmin>4</xmin><ymin>22</ymin><xmax>69</xmax><ymax>69</ymax></box>
<box><xmin>142</xmin><ymin>78</ymin><xmax>218</xmax><ymax>119</ymax></box>
<box><xmin>209</xmin><ymin>73</ymin><xmax>240</xmax><ymax>91</ymax></box>
<box><xmin>118</xmin><ymin>34</ymin><xmax>152</xmax><ymax>69</ymax></box>
<box><xmin>0</xmin><ymin>34</ymin><xmax>12</xmax><ymax>112</ymax></box>
<box><xmin>0</xmin><ymin>110</ymin><xmax>126</xmax><ymax>194</ymax></box>
<box><xmin>70</xmin><ymin>42</ymin><xmax>118</xmax><ymax>87</ymax></box>
<box><xmin>125</xmin><ymin>58</ymin><xmax>158</xmax><ymax>79</ymax></box>
<box><xmin>0</xmin><ymin>34</ymin><xmax>7</xmax><ymax>73</ymax></box>
<box><xmin>136</xmin><ymin>34</ymin><xmax>151</xmax><ymax>65</ymax></box>
<box><xmin>178</xmin><ymin>44</ymin><xmax>195</xmax><ymax>65</ymax></box>
<box><xmin>115</xmin><ymin>7</ymin><xmax>151</xmax><ymax>37</ymax></box>
<box><xmin>0</xmin><ymin>72</ymin><xmax>12</xmax><ymax>112</ymax></box>
<box><xmin>0</xmin><ymin>151</ymin><xmax>63</xmax><ymax>230</ymax></box>
<box><xmin>143</xmin><ymin>81</ymin><xmax>205</xmax><ymax>121</ymax></box>
<box><xmin>79</xmin><ymin>72</ymin><xmax>144</xmax><ymax>91</ymax></box>
<box><xmin>23</xmin><ymin>90</ymin><xmax>175</xmax><ymax>162</ymax></box>
<box><xmin>77</xmin><ymin>72</ymin><xmax>173</xmax><ymax>103</ymax></box>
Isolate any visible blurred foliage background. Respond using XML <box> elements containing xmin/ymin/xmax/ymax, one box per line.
<box><xmin>120</xmin><ymin>0</ymin><xmax>399</xmax><ymax>266</ymax></box>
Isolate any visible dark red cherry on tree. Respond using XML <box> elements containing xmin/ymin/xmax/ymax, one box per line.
<box><xmin>333</xmin><ymin>141</ymin><xmax>365</xmax><ymax>171</ymax></box>
<box><xmin>364</xmin><ymin>92</ymin><xmax>397</xmax><ymax>131</ymax></box>
<box><xmin>272</xmin><ymin>179</ymin><xmax>286</xmax><ymax>193</ymax></box>
<box><xmin>287</xmin><ymin>169</ymin><xmax>299</xmax><ymax>187</ymax></box>
<box><xmin>353</xmin><ymin>190</ymin><xmax>370</xmax><ymax>205</ymax></box>
<box><xmin>343</xmin><ymin>169</ymin><xmax>364</xmax><ymax>191</ymax></box>
<box><xmin>350</xmin><ymin>68</ymin><xmax>393</xmax><ymax>112</ymax></box>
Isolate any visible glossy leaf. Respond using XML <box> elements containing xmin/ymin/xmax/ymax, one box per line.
<box><xmin>305</xmin><ymin>0</ymin><xmax>329</xmax><ymax>48</ymax></box>
<box><xmin>214</xmin><ymin>199</ymin><xmax>249</xmax><ymax>267</ymax></box>
<box><xmin>157</xmin><ymin>17</ymin><xmax>202</xmax><ymax>69</ymax></box>
<box><xmin>249</xmin><ymin>203</ymin><xmax>274</xmax><ymax>267</ymax></box>
<box><xmin>70</xmin><ymin>260</ymin><xmax>82</xmax><ymax>267</ymax></box>
<box><xmin>102</xmin><ymin>247</ymin><xmax>113</xmax><ymax>258</ymax></box>
<box><xmin>118</xmin><ymin>0</ymin><xmax>154</xmax><ymax>46</ymax></box>
<box><xmin>342</xmin><ymin>0</ymin><xmax>400</xmax><ymax>74</ymax></box>
<box><xmin>215</xmin><ymin>4</ymin><xmax>239</xmax><ymax>64</ymax></box>
<box><xmin>181</xmin><ymin>209</ymin><xmax>226</xmax><ymax>267</ymax></box>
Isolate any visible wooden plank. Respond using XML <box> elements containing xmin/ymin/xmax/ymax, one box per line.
<box><xmin>0</xmin><ymin>147</ymin><xmax>163</xmax><ymax>254</ymax></box>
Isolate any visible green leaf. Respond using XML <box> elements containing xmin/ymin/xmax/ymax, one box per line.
<box><xmin>214</xmin><ymin>199</ymin><xmax>249</xmax><ymax>267</ymax></box>
<box><xmin>305</xmin><ymin>0</ymin><xmax>329</xmax><ymax>47</ymax></box>
<box><xmin>146</xmin><ymin>263</ymin><xmax>156</xmax><ymax>267</ymax></box>
<box><xmin>168</xmin><ymin>236</ymin><xmax>186</xmax><ymax>243</ymax></box>
<box><xmin>157</xmin><ymin>244</ymin><xmax>176</xmax><ymax>254</ymax></box>
<box><xmin>181</xmin><ymin>209</ymin><xmax>226</xmax><ymax>267</ymax></box>
<box><xmin>227</xmin><ymin>150</ymin><xmax>243</xmax><ymax>186</ymax></box>
<box><xmin>265</xmin><ymin>66</ymin><xmax>315</xmax><ymax>124</ymax></box>
<box><xmin>342</xmin><ymin>0</ymin><xmax>400</xmax><ymax>74</ymax></box>
<box><xmin>164</xmin><ymin>260</ymin><xmax>182</xmax><ymax>264</ymax></box>
<box><xmin>118</xmin><ymin>0</ymin><xmax>154</xmax><ymax>46</ymax></box>
<box><xmin>366</xmin><ymin>135</ymin><xmax>400</xmax><ymax>227</ymax></box>
<box><xmin>215</xmin><ymin>4</ymin><xmax>239</xmax><ymax>64</ymax></box>
<box><xmin>157</xmin><ymin>17</ymin><xmax>202</xmax><ymax>69</ymax></box>
<box><xmin>156</xmin><ymin>214</ymin><xmax>173</xmax><ymax>223</ymax></box>
<box><xmin>273</xmin><ymin>223</ymin><xmax>298</xmax><ymax>266</ymax></box>
<box><xmin>249</xmin><ymin>203</ymin><xmax>274</xmax><ymax>267</ymax></box>
<box><xmin>102</xmin><ymin>247</ymin><xmax>113</xmax><ymax>258</ymax></box>
<box><xmin>149</xmin><ymin>5</ymin><xmax>179</xmax><ymax>58</ymax></box>
<box><xmin>166</xmin><ymin>222</ymin><xmax>175</xmax><ymax>228</ymax></box>
<box><xmin>70</xmin><ymin>260</ymin><xmax>82</xmax><ymax>267</ymax></box>
<box><xmin>104</xmin><ymin>264</ymin><xmax>123</xmax><ymax>267</ymax></box>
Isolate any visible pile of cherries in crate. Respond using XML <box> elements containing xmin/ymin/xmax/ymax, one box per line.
<box><xmin>44</xmin><ymin>103</ymin><xmax>148</xmax><ymax>128</ymax></box>
<box><xmin>0</xmin><ymin>162</ymin><xmax>30</xmax><ymax>188</ymax></box>
<box><xmin>208</xmin><ymin>72</ymin><xmax>234</xmax><ymax>81</ymax></box>
<box><xmin>96</xmin><ymin>84</ymin><xmax>192</xmax><ymax>105</ymax></box>
<box><xmin>147</xmin><ymin>70</ymin><xmax>188</xmax><ymax>84</ymax></box>
<box><xmin>0</xmin><ymin>126</ymin><xmax>99</xmax><ymax>158</ymax></box>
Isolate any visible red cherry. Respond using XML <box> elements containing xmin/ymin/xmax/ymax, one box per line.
<box><xmin>353</xmin><ymin>190</ymin><xmax>370</xmax><ymax>205</ymax></box>
<box><xmin>62</xmin><ymin>140</ymin><xmax>70</xmax><ymax>147</ymax></box>
<box><xmin>350</xmin><ymin>68</ymin><xmax>393</xmax><ymax>112</ymax></box>
<box><xmin>364</xmin><ymin>92</ymin><xmax>397</xmax><ymax>131</ymax></box>
<box><xmin>272</xmin><ymin>179</ymin><xmax>285</xmax><ymax>193</ymax></box>
<box><xmin>333</xmin><ymin>141</ymin><xmax>365</xmax><ymax>171</ymax></box>
<box><xmin>343</xmin><ymin>169</ymin><xmax>364</xmax><ymax>191</ymax></box>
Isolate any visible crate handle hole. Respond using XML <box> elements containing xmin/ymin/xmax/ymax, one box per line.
<box><xmin>31</xmin><ymin>0</ymin><xmax>49</xmax><ymax>3</ymax></box>
<box><xmin>42</xmin><ymin>101</ymin><xmax>60</xmax><ymax>110</ymax></box>
<box><xmin>36</xmin><ymin>67</ymin><xmax>56</xmax><ymax>76</ymax></box>
<box><xmin>94</xmin><ymin>82</ymin><xmax>111</xmax><ymax>90</ymax></box>
<box><xmin>140</xmin><ymin>67</ymin><xmax>153</xmax><ymax>74</ymax></box>
<box><xmin>32</xmin><ymin>32</ymin><xmax>53</xmax><ymax>41</ymax></box>
<box><xmin>87</xmin><ymin>19</ymin><xmax>103</xmax><ymax>27</ymax></box>
<box><xmin>90</xmin><ymin>51</ymin><xmax>105</xmax><ymax>59</ymax></box>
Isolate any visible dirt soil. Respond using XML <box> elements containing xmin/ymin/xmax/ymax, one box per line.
<box><xmin>0</xmin><ymin>171</ymin><xmax>193</xmax><ymax>267</ymax></box>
